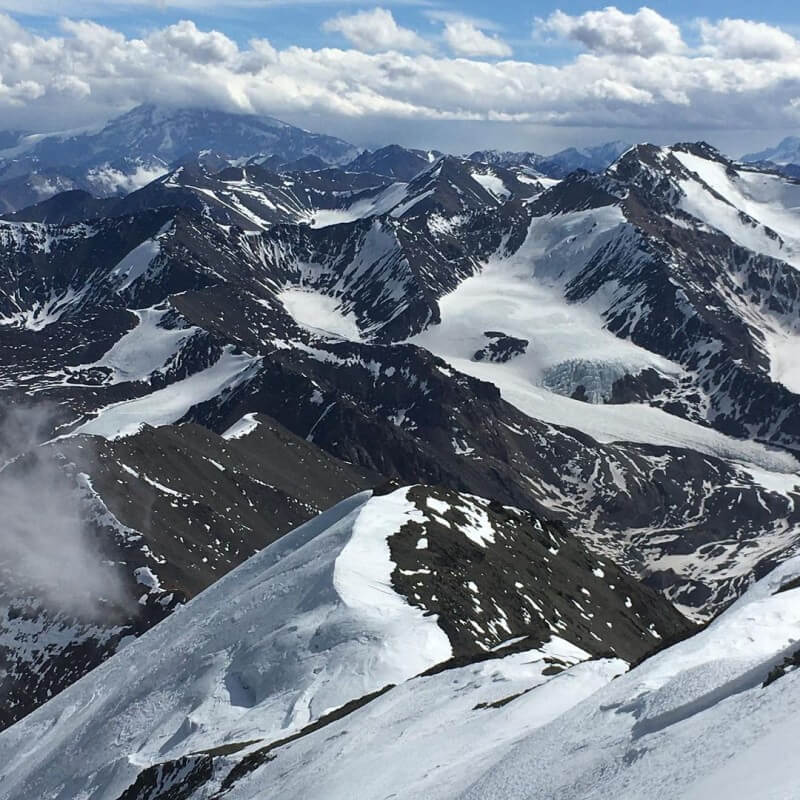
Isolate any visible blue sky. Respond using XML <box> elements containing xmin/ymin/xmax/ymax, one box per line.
<box><xmin>0</xmin><ymin>2</ymin><xmax>798</xmax><ymax>155</ymax></box>
<box><xmin>9</xmin><ymin>1</ymin><xmax>799</xmax><ymax>54</ymax></box>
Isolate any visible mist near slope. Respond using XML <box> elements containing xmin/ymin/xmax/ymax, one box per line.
<box><xmin>0</xmin><ymin>403</ymin><xmax>128</xmax><ymax>620</ymax></box>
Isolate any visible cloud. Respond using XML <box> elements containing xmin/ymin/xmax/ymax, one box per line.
<box><xmin>442</xmin><ymin>20</ymin><xmax>511</xmax><ymax>58</ymax></box>
<box><xmin>0</xmin><ymin>11</ymin><xmax>799</xmax><ymax>139</ymax></box>
<box><xmin>323</xmin><ymin>7</ymin><xmax>430</xmax><ymax>53</ymax></box>
<box><xmin>148</xmin><ymin>19</ymin><xmax>239</xmax><ymax>64</ymax></box>
<box><xmin>539</xmin><ymin>6</ymin><xmax>686</xmax><ymax>56</ymax></box>
<box><xmin>0</xmin><ymin>404</ymin><xmax>127</xmax><ymax>619</ymax></box>
<box><xmin>698</xmin><ymin>18</ymin><xmax>799</xmax><ymax>60</ymax></box>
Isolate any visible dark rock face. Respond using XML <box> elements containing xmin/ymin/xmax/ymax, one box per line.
<box><xmin>473</xmin><ymin>331</ymin><xmax>529</xmax><ymax>363</ymax></box>
<box><xmin>343</xmin><ymin>144</ymin><xmax>439</xmax><ymax>180</ymax></box>
<box><xmin>607</xmin><ymin>368</ymin><xmax>675</xmax><ymax>404</ymax></box>
<box><xmin>116</xmin><ymin>756</ymin><xmax>214</xmax><ymax>800</ymax></box>
<box><xmin>391</xmin><ymin>486</ymin><xmax>693</xmax><ymax>664</ymax></box>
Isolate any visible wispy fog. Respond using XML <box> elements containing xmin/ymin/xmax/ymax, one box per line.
<box><xmin>0</xmin><ymin>404</ymin><xmax>127</xmax><ymax>619</ymax></box>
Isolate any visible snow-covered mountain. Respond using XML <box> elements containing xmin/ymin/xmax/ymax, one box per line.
<box><xmin>0</xmin><ymin>105</ymin><xmax>360</xmax><ymax>212</ymax></box>
<box><xmin>1</xmin><ymin>140</ymin><xmax>799</xmax><ymax>629</ymax></box>
<box><xmin>742</xmin><ymin>135</ymin><xmax>800</xmax><ymax>166</ymax></box>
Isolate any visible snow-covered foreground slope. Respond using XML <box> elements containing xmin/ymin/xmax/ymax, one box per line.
<box><xmin>36</xmin><ymin>518</ymin><xmax>796</xmax><ymax>800</ymax></box>
<box><xmin>213</xmin><ymin>553</ymin><xmax>800</xmax><ymax>800</ymax></box>
<box><xmin>461</xmin><ymin>556</ymin><xmax>800</xmax><ymax>800</ymax></box>
<box><xmin>219</xmin><ymin>649</ymin><xmax>625</xmax><ymax>800</ymax></box>
<box><xmin>60</xmin><ymin>549</ymin><xmax>797</xmax><ymax>800</ymax></box>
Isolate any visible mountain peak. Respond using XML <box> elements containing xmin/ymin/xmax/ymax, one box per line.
<box><xmin>742</xmin><ymin>135</ymin><xmax>800</xmax><ymax>165</ymax></box>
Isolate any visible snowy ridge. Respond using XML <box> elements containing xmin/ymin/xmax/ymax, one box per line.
<box><xmin>672</xmin><ymin>148</ymin><xmax>800</xmax><ymax>269</ymax></box>
<box><xmin>459</xmin><ymin>557</ymin><xmax>800</xmax><ymax>800</ymax></box>
<box><xmin>0</xmin><ymin>415</ymin><xmax>373</xmax><ymax>731</ymax></box>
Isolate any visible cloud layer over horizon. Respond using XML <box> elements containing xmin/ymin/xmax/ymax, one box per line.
<box><xmin>0</xmin><ymin>6</ymin><xmax>798</xmax><ymax>150</ymax></box>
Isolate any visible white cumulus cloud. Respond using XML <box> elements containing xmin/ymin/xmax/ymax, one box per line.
<box><xmin>323</xmin><ymin>7</ymin><xmax>430</xmax><ymax>53</ymax></box>
<box><xmin>539</xmin><ymin>6</ymin><xmax>686</xmax><ymax>56</ymax></box>
<box><xmin>0</xmin><ymin>10</ymin><xmax>797</xmax><ymax>144</ymax></box>
<box><xmin>443</xmin><ymin>20</ymin><xmax>511</xmax><ymax>58</ymax></box>
<box><xmin>698</xmin><ymin>18</ymin><xmax>799</xmax><ymax>60</ymax></box>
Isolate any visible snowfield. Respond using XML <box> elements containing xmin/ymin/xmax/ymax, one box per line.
<box><xmin>306</xmin><ymin>182</ymin><xmax>410</xmax><ymax>228</ymax></box>
<box><xmin>761</xmin><ymin>326</ymin><xmax>800</xmax><ymax>395</ymax></box>
<box><xmin>222</xmin><ymin>412</ymin><xmax>262</xmax><ymax>440</ymax></box>
<box><xmin>72</xmin><ymin>347</ymin><xmax>261</xmax><ymax>439</ymax></box>
<box><xmin>410</xmin><ymin>206</ymin><xmax>680</xmax><ymax>400</ymax></box>
<box><xmin>410</xmin><ymin>207</ymin><xmax>800</xmax><ymax>475</ymax></box>
<box><xmin>279</xmin><ymin>288</ymin><xmax>364</xmax><ymax>341</ymax></box>
<box><xmin>87</xmin><ymin>305</ymin><xmax>200</xmax><ymax>385</ymax></box>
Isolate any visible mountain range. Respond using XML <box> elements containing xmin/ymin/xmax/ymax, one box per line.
<box><xmin>0</xmin><ymin>105</ymin><xmax>634</xmax><ymax>214</ymax></box>
<box><xmin>467</xmin><ymin>140</ymin><xmax>632</xmax><ymax>177</ymax></box>
<box><xmin>0</xmin><ymin>105</ymin><xmax>799</xmax><ymax>799</ymax></box>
